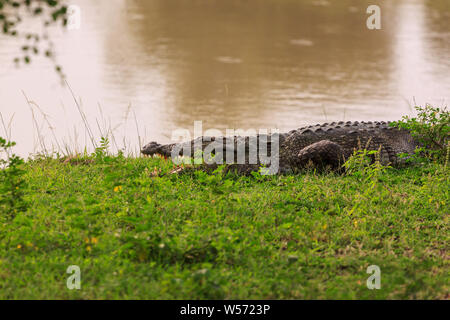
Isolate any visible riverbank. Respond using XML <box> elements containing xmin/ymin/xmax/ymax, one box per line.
<box><xmin>0</xmin><ymin>154</ymin><xmax>448</xmax><ymax>299</ymax></box>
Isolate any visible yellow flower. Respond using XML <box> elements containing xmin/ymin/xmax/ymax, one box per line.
<box><xmin>17</xmin><ymin>244</ymin><xmax>22</xmax><ymax>249</ymax></box>
<box><xmin>114</xmin><ymin>186</ymin><xmax>123</xmax><ymax>192</ymax></box>
<box><xmin>86</xmin><ymin>246</ymin><xmax>92</xmax><ymax>252</ymax></box>
<box><xmin>91</xmin><ymin>237</ymin><xmax>98</xmax><ymax>244</ymax></box>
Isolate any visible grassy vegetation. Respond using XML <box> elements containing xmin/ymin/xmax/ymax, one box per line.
<box><xmin>0</xmin><ymin>151</ymin><xmax>448</xmax><ymax>299</ymax></box>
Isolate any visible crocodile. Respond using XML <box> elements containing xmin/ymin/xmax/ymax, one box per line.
<box><xmin>141</xmin><ymin>121</ymin><xmax>419</xmax><ymax>174</ymax></box>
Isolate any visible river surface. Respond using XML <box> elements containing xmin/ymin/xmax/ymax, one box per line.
<box><xmin>0</xmin><ymin>0</ymin><xmax>449</xmax><ymax>156</ymax></box>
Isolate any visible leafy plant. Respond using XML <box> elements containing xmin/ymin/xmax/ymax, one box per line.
<box><xmin>0</xmin><ymin>136</ymin><xmax>28</xmax><ymax>218</ymax></box>
<box><xmin>391</xmin><ymin>104</ymin><xmax>449</xmax><ymax>161</ymax></box>
<box><xmin>343</xmin><ymin>148</ymin><xmax>390</xmax><ymax>179</ymax></box>
<box><xmin>94</xmin><ymin>136</ymin><xmax>110</xmax><ymax>160</ymax></box>
<box><xmin>193</xmin><ymin>164</ymin><xmax>235</xmax><ymax>194</ymax></box>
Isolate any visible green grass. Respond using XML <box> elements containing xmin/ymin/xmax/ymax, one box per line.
<box><xmin>0</xmin><ymin>155</ymin><xmax>448</xmax><ymax>299</ymax></box>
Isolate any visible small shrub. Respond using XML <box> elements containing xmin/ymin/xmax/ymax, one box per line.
<box><xmin>391</xmin><ymin>104</ymin><xmax>449</xmax><ymax>161</ymax></box>
<box><xmin>0</xmin><ymin>137</ymin><xmax>28</xmax><ymax>218</ymax></box>
<box><xmin>343</xmin><ymin>148</ymin><xmax>390</xmax><ymax>180</ymax></box>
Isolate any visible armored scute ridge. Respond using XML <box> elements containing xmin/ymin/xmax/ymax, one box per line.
<box><xmin>141</xmin><ymin>121</ymin><xmax>420</xmax><ymax>174</ymax></box>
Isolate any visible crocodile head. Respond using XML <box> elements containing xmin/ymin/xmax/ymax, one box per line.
<box><xmin>141</xmin><ymin>141</ymin><xmax>163</xmax><ymax>155</ymax></box>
